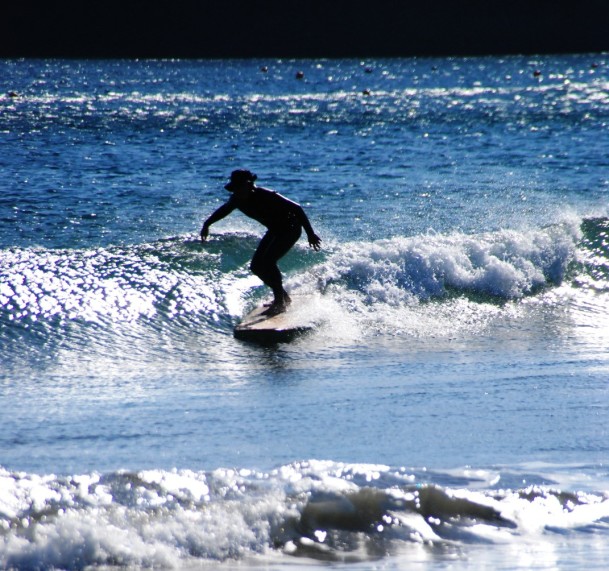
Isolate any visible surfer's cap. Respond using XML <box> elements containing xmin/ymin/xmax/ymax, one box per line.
<box><xmin>225</xmin><ymin>169</ymin><xmax>257</xmax><ymax>191</ymax></box>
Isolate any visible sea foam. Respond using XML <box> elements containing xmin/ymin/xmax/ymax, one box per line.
<box><xmin>311</xmin><ymin>222</ymin><xmax>580</xmax><ymax>304</ymax></box>
<box><xmin>2</xmin><ymin>462</ymin><xmax>609</xmax><ymax>569</ymax></box>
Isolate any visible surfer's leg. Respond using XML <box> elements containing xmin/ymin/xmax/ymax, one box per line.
<box><xmin>250</xmin><ymin>227</ymin><xmax>301</xmax><ymax>309</ymax></box>
<box><xmin>250</xmin><ymin>232</ymin><xmax>281</xmax><ymax>297</ymax></box>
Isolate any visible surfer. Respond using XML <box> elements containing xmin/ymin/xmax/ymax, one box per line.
<box><xmin>201</xmin><ymin>169</ymin><xmax>322</xmax><ymax>315</ymax></box>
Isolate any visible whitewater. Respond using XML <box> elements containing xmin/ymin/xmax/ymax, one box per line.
<box><xmin>1</xmin><ymin>55</ymin><xmax>609</xmax><ymax>569</ymax></box>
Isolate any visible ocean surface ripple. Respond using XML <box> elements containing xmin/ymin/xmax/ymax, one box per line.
<box><xmin>2</xmin><ymin>56</ymin><xmax>609</xmax><ymax>569</ymax></box>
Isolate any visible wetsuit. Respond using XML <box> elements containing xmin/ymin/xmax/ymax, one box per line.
<box><xmin>206</xmin><ymin>187</ymin><xmax>315</xmax><ymax>304</ymax></box>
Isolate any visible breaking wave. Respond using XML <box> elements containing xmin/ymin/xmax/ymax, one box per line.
<box><xmin>1</xmin><ymin>461</ymin><xmax>609</xmax><ymax>569</ymax></box>
<box><xmin>1</xmin><ymin>216</ymin><xmax>605</xmax><ymax>360</ymax></box>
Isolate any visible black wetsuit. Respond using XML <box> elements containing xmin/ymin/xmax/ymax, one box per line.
<box><xmin>225</xmin><ymin>187</ymin><xmax>304</xmax><ymax>299</ymax></box>
<box><xmin>202</xmin><ymin>183</ymin><xmax>319</xmax><ymax>307</ymax></box>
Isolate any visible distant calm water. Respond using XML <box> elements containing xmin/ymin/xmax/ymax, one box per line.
<box><xmin>1</xmin><ymin>55</ymin><xmax>609</xmax><ymax>569</ymax></box>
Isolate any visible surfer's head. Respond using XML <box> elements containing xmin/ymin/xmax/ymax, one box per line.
<box><xmin>225</xmin><ymin>169</ymin><xmax>257</xmax><ymax>192</ymax></box>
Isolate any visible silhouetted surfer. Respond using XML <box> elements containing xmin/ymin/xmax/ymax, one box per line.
<box><xmin>201</xmin><ymin>170</ymin><xmax>321</xmax><ymax>315</ymax></box>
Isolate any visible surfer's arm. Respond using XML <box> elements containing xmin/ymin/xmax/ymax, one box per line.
<box><xmin>282</xmin><ymin>197</ymin><xmax>321</xmax><ymax>251</ymax></box>
<box><xmin>201</xmin><ymin>202</ymin><xmax>235</xmax><ymax>242</ymax></box>
<box><xmin>299</xmin><ymin>208</ymin><xmax>322</xmax><ymax>251</ymax></box>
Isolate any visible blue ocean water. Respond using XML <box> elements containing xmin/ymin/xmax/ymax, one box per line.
<box><xmin>1</xmin><ymin>56</ymin><xmax>609</xmax><ymax>569</ymax></box>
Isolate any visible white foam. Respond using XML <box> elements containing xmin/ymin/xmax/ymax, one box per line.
<box><xmin>317</xmin><ymin>223</ymin><xmax>580</xmax><ymax>302</ymax></box>
<box><xmin>286</xmin><ymin>223</ymin><xmax>581</xmax><ymax>340</ymax></box>
<box><xmin>2</xmin><ymin>462</ymin><xmax>609</xmax><ymax>568</ymax></box>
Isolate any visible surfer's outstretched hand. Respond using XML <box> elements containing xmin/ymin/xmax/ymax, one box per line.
<box><xmin>200</xmin><ymin>224</ymin><xmax>209</xmax><ymax>243</ymax></box>
<box><xmin>308</xmin><ymin>233</ymin><xmax>322</xmax><ymax>251</ymax></box>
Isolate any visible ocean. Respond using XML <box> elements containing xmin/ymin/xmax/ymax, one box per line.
<box><xmin>1</xmin><ymin>55</ymin><xmax>609</xmax><ymax>569</ymax></box>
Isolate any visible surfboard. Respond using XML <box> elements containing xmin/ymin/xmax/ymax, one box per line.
<box><xmin>234</xmin><ymin>294</ymin><xmax>319</xmax><ymax>343</ymax></box>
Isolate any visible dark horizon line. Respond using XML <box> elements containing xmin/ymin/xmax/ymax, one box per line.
<box><xmin>3</xmin><ymin>47</ymin><xmax>609</xmax><ymax>61</ymax></box>
<box><xmin>2</xmin><ymin>0</ymin><xmax>609</xmax><ymax>61</ymax></box>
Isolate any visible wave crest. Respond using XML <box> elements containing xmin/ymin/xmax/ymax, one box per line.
<box><xmin>314</xmin><ymin>222</ymin><xmax>581</xmax><ymax>305</ymax></box>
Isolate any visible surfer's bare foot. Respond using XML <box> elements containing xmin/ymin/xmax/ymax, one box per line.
<box><xmin>264</xmin><ymin>292</ymin><xmax>291</xmax><ymax>310</ymax></box>
<box><xmin>261</xmin><ymin>301</ymin><xmax>286</xmax><ymax>316</ymax></box>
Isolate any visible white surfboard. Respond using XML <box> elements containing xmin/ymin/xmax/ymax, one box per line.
<box><xmin>234</xmin><ymin>294</ymin><xmax>319</xmax><ymax>343</ymax></box>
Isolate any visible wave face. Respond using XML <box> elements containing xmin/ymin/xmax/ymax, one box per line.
<box><xmin>2</xmin><ymin>461</ymin><xmax>609</xmax><ymax>569</ymax></box>
<box><xmin>0</xmin><ymin>217</ymin><xmax>596</xmax><ymax>362</ymax></box>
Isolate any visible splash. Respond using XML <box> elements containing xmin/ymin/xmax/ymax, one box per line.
<box><xmin>1</xmin><ymin>461</ymin><xmax>609</xmax><ymax>569</ymax></box>
<box><xmin>312</xmin><ymin>222</ymin><xmax>580</xmax><ymax>305</ymax></box>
